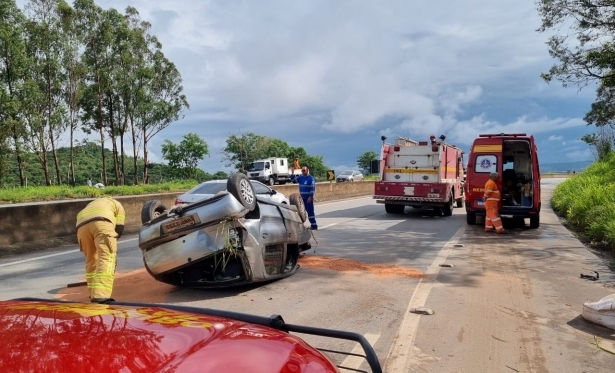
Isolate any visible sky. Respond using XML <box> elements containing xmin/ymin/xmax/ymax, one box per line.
<box><xmin>17</xmin><ymin>0</ymin><xmax>599</xmax><ymax>173</ymax></box>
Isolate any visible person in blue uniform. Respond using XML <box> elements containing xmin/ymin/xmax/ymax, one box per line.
<box><xmin>294</xmin><ymin>166</ymin><xmax>318</xmax><ymax>230</ymax></box>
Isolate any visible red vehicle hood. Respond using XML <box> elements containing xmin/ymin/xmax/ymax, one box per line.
<box><xmin>0</xmin><ymin>300</ymin><xmax>339</xmax><ymax>373</ymax></box>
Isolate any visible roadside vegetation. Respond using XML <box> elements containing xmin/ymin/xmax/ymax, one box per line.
<box><xmin>0</xmin><ymin>180</ymin><xmax>199</xmax><ymax>204</ymax></box>
<box><xmin>551</xmin><ymin>153</ymin><xmax>615</xmax><ymax>251</ymax></box>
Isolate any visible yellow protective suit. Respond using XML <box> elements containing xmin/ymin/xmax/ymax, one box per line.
<box><xmin>75</xmin><ymin>198</ymin><xmax>126</xmax><ymax>301</ymax></box>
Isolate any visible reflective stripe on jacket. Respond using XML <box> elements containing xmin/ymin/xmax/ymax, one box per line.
<box><xmin>483</xmin><ymin>179</ymin><xmax>501</xmax><ymax>202</ymax></box>
<box><xmin>76</xmin><ymin>197</ymin><xmax>126</xmax><ymax>229</ymax></box>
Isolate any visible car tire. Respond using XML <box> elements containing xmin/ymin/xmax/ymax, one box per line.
<box><xmin>227</xmin><ymin>173</ymin><xmax>257</xmax><ymax>211</ymax></box>
<box><xmin>289</xmin><ymin>193</ymin><xmax>308</xmax><ymax>222</ymax></box>
<box><xmin>141</xmin><ymin>200</ymin><xmax>168</xmax><ymax>224</ymax></box>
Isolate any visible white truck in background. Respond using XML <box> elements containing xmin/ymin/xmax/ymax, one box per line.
<box><xmin>246</xmin><ymin>157</ymin><xmax>300</xmax><ymax>185</ymax></box>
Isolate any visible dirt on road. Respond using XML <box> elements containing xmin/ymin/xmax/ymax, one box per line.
<box><xmin>55</xmin><ymin>255</ymin><xmax>426</xmax><ymax>303</ymax></box>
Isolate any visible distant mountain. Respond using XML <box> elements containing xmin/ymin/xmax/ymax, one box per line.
<box><xmin>540</xmin><ymin>160</ymin><xmax>592</xmax><ymax>173</ymax></box>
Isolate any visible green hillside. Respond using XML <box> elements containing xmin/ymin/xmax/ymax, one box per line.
<box><xmin>1</xmin><ymin>142</ymin><xmax>224</xmax><ymax>188</ymax></box>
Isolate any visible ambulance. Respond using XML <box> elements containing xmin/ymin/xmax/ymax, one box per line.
<box><xmin>464</xmin><ymin>133</ymin><xmax>541</xmax><ymax>228</ymax></box>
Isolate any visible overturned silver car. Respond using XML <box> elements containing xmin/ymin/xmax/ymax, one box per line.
<box><xmin>138</xmin><ymin>173</ymin><xmax>312</xmax><ymax>288</ymax></box>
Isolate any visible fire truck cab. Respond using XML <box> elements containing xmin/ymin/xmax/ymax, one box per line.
<box><xmin>465</xmin><ymin>133</ymin><xmax>541</xmax><ymax>228</ymax></box>
<box><xmin>373</xmin><ymin>135</ymin><xmax>465</xmax><ymax>216</ymax></box>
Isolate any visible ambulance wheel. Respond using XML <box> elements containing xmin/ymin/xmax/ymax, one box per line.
<box><xmin>466</xmin><ymin>212</ymin><xmax>476</xmax><ymax>225</ymax></box>
<box><xmin>529</xmin><ymin>215</ymin><xmax>540</xmax><ymax>229</ymax></box>
<box><xmin>456</xmin><ymin>198</ymin><xmax>464</xmax><ymax>208</ymax></box>
<box><xmin>442</xmin><ymin>196</ymin><xmax>453</xmax><ymax>217</ymax></box>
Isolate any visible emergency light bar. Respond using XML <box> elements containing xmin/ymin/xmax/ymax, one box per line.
<box><xmin>478</xmin><ymin>133</ymin><xmax>527</xmax><ymax>138</ymax></box>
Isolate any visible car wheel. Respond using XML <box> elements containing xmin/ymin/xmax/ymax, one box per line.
<box><xmin>227</xmin><ymin>173</ymin><xmax>257</xmax><ymax>211</ymax></box>
<box><xmin>289</xmin><ymin>193</ymin><xmax>308</xmax><ymax>222</ymax></box>
<box><xmin>141</xmin><ymin>200</ymin><xmax>168</xmax><ymax>224</ymax></box>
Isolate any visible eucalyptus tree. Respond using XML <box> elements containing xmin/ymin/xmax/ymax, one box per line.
<box><xmin>0</xmin><ymin>0</ymin><xmax>30</xmax><ymax>186</ymax></box>
<box><xmin>24</xmin><ymin>0</ymin><xmax>67</xmax><ymax>185</ymax></box>
<box><xmin>57</xmin><ymin>0</ymin><xmax>85</xmax><ymax>186</ymax></box>
<box><xmin>124</xmin><ymin>6</ymin><xmax>148</xmax><ymax>185</ymax></box>
<box><xmin>136</xmin><ymin>40</ymin><xmax>189</xmax><ymax>184</ymax></box>
<box><xmin>74</xmin><ymin>0</ymin><xmax>110</xmax><ymax>185</ymax></box>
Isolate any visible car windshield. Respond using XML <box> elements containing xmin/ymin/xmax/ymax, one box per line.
<box><xmin>340</xmin><ymin>171</ymin><xmax>353</xmax><ymax>175</ymax></box>
<box><xmin>247</xmin><ymin>162</ymin><xmax>264</xmax><ymax>171</ymax></box>
<box><xmin>189</xmin><ymin>182</ymin><xmax>227</xmax><ymax>195</ymax></box>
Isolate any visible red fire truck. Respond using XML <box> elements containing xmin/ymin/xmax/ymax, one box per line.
<box><xmin>373</xmin><ymin>135</ymin><xmax>465</xmax><ymax>216</ymax></box>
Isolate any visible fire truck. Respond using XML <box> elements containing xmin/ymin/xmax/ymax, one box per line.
<box><xmin>373</xmin><ymin>135</ymin><xmax>465</xmax><ymax>216</ymax></box>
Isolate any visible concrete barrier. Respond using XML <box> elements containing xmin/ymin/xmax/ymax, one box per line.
<box><xmin>0</xmin><ymin>181</ymin><xmax>375</xmax><ymax>247</ymax></box>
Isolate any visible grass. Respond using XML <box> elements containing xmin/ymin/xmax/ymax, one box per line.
<box><xmin>0</xmin><ymin>180</ymin><xmax>199</xmax><ymax>204</ymax></box>
<box><xmin>0</xmin><ymin>174</ymin><xmax>380</xmax><ymax>203</ymax></box>
<box><xmin>551</xmin><ymin>153</ymin><xmax>615</xmax><ymax>250</ymax></box>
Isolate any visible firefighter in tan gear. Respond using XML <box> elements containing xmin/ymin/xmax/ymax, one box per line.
<box><xmin>75</xmin><ymin>197</ymin><xmax>126</xmax><ymax>303</ymax></box>
<box><xmin>483</xmin><ymin>172</ymin><xmax>505</xmax><ymax>234</ymax></box>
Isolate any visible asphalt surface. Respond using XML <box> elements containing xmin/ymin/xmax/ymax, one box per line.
<box><xmin>1</xmin><ymin>178</ymin><xmax>614</xmax><ymax>372</ymax></box>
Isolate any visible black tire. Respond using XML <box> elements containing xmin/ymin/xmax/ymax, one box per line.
<box><xmin>385</xmin><ymin>204</ymin><xmax>404</xmax><ymax>214</ymax></box>
<box><xmin>442</xmin><ymin>196</ymin><xmax>453</xmax><ymax>216</ymax></box>
<box><xmin>268</xmin><ymin>177</ymin><xmax>275</xmax><ymax>186</ymax></box>
<box><xmin>456</xmin><ymin>198</ymin><xmax>464</xmax><ymax>208</ymax></box>
<box><xmin>289</xmin><ymin>193</ymin><xmax>308</xmax><ymax>222</ymax></box>
<box><xmin>141</xmin><ymin>200</ymin><xmax>168</xmax><ymax>224</ymax></box>
<box><xmin>466</xmin><ymin>212</ymin><xmax>476</xmax><ymax>225</ymax></box>
<box><xmin>529</xmin><ymin>215</ymin><xmax>540</xmax><ymax>229</ymax></box>
<box><xmin>227</xmin><ymin>173</ymin><xmax>257</xmax><ymax>211</ymax></box>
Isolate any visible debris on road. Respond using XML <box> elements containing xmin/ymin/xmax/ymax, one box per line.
<box><xmin>298</xmin><ymin>255</ymin><xmax>426</xmax><ymax>278</ymax></box>
<box><xmin>582</xmin><ymin>293</ymin><xmax>615</xmax><ymax>331</ymax></box>
<box><xmin>454</xmin><ymin>244</ymin><xmax>464</xmax><ymax>248</ymax></box>
<box><xmin>409</xmin><ymin>307</ymin><xmax>434</xmax><ymax>315</ymax></box>
<box><xmin>580</xmin><ymin>270</ymin><xmax>599</xmax><ymax>281</ymax></box>
<box><xmin>439</xmin><ymin>264</ymin><xmax>454</xmax><ymax>268</ymax></box>
<box><xmin>590</xmin><ymin>336</ymin><xmax>615</xmax><ymax>355</ymax></box>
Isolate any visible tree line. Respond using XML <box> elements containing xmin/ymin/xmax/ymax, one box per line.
<box><xmin>0</xmin><ymin>0</ymin><xmax>188</xmax><ymax>188</ymax></box>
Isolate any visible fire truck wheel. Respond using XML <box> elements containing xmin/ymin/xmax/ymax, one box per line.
<box><xmin>456</xmin><ymin>197</ymin><xmax>464</xmax><ymax>208</ymax></box>
<box><xmin>442</xmin><ymin>196</ymin><xmax>453</xmax><ymax>216</ymax></box>
<box><xmin>385</xmin><ymin>204</ymin><xmax>404</xmax><ymax>214</ymax></box>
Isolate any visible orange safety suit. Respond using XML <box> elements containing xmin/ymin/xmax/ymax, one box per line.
<box><xmin>293</xmin><ymin>158</ymin><xmax>300</xmax><ymax>170</ymax></box>
<box><xmin>483</xmin><ymin>179</ymin><xmax>505</xmax><ymax>233</ymax></box>
<box><xmin>75</xmin><ymin>197</ymin><xmax>126</xmax><ymax>302</ymax></box>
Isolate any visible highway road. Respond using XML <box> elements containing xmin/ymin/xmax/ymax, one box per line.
<box><xmin>1</xmin><ymin>178</ymin><xmax>614</xmax><ymax>372</ymax></box>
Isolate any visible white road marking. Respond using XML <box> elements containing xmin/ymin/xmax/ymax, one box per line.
<box><xmin>319</xmin><ymin>223</ymin><xmax>339</xmax><ymax>230</ymax></box>
<box><xmin>0</xmin><ymin>237</ymin><xmax>138</xmax><ymax>268</ymax></box>
<box><xmin>339</xmin><ymin>332</ymin><xmax>380</xmax><ymax>371</ymax></box>
<box><xmin>384</xmin><ymin>225</ymin><xmax>466</xmax><ymax>373</ymax></box>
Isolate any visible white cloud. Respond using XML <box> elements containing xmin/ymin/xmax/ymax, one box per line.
<box><xmin>13</xmin><ymin>0</ymin><xmax>598</xmax><ymax>169</ymax></box>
